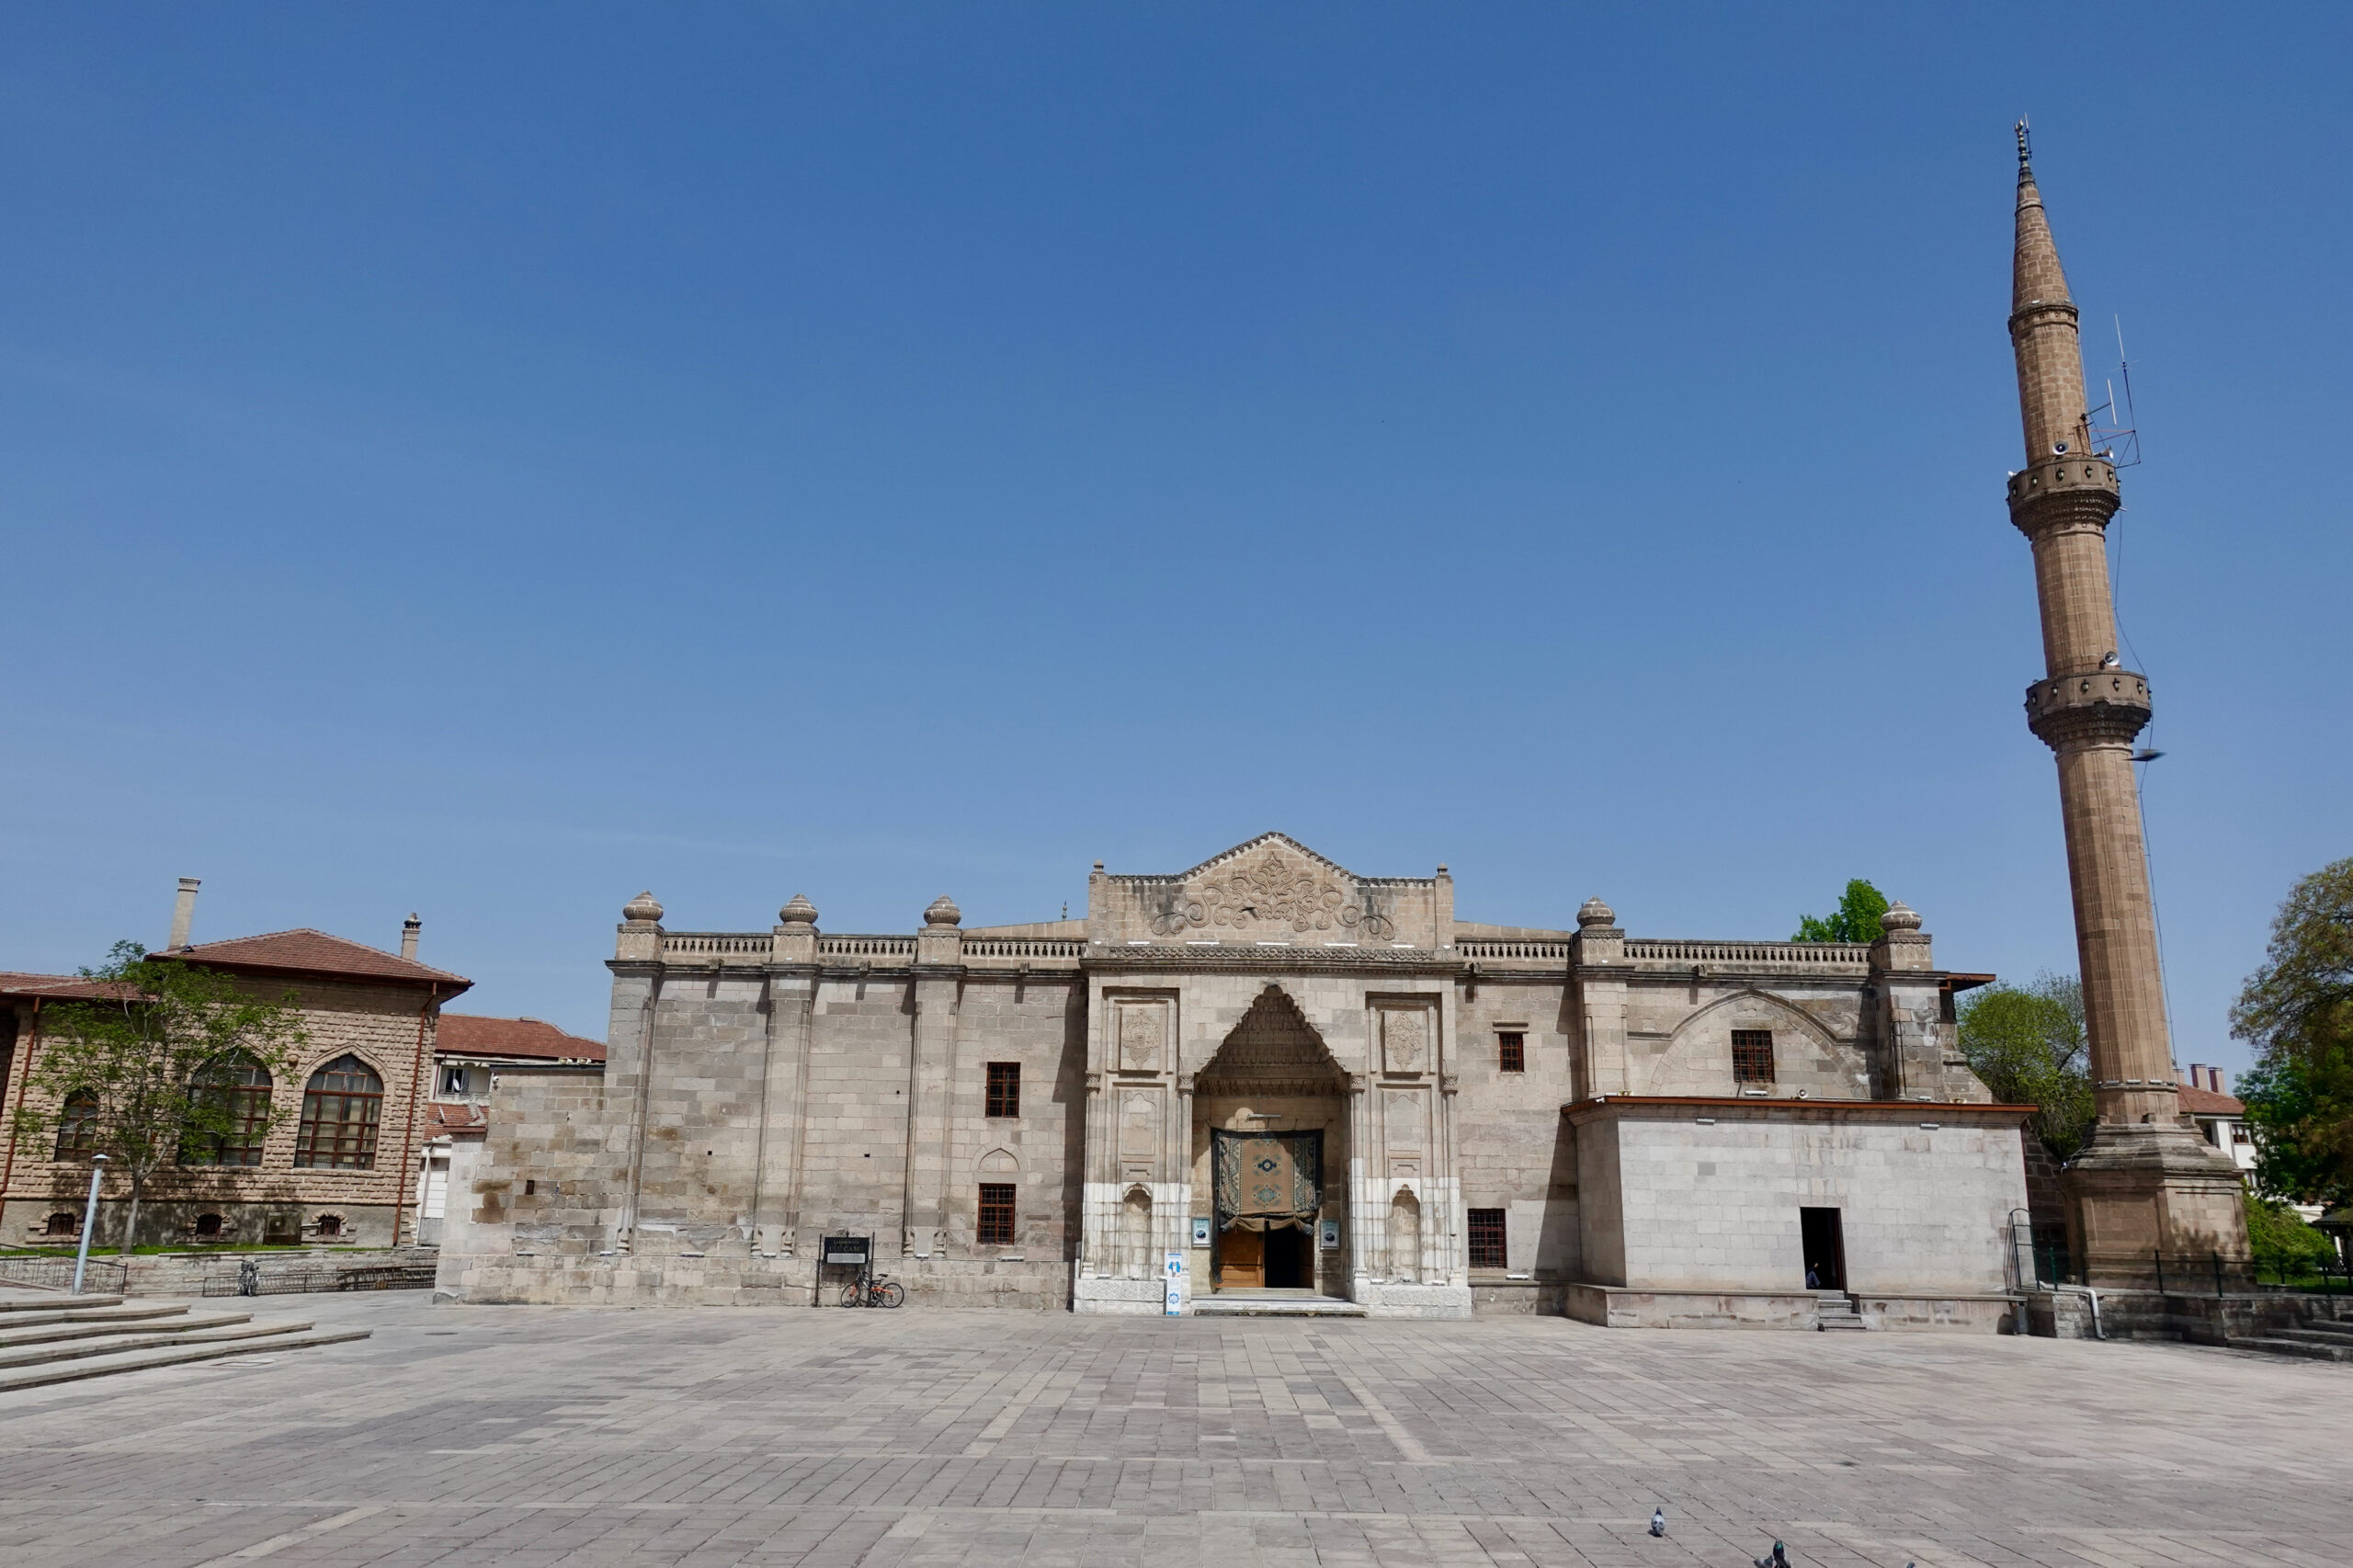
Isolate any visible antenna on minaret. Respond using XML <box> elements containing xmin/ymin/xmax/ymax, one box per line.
<box><xmin>2089</xmin><ymin>313</ymin><xmax>2143</xmax><ymax>467</ymax></box>
<box><xmin>2015</xmin><ymin>115</ymin><xmax>2032</xmax><ymax>171</ymax></box>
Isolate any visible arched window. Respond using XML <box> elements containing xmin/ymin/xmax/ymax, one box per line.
<box><xmin>53</xmin><ymin>1088</ymin><xmax>98</xmax><ymax>1160</ymax></box>
<box><xmin>193</xmin><ymin>1212</ymin><xmax>225</xmax><ymax>1239</ymax></box>
<box><xmin>182</xmin><ymin>1054</ymin><xmax>273</xmax><ymax>1167</ymax></box>
<box><xmin>44</xmin><ymin>1210</ymin><xmax>77</xmax><ymax>1237</ymax></box>
<box><xmin>293</xmin><ymin>1055</ymin><xmax>382</xmax><ymax>1169</ymax></box>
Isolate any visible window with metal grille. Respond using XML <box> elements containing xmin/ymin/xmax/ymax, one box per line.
<box><xmin>985</xmin><ymin>1062</ymin><xmax>1020</xmax><ymax>1118</ymax></box>
<box><xmin>181</xmin><ymin>1054</ymin><xmax>273</xmax><ymax>1167</ymax></box>
<box><xmin>1732</xmin><ymin>1029</ymin><xmax>1775</xmax><ymax>1085</ymax></box>
<box><xmin>294</xmin><ymin>1054</ymin><xmax>382</xmax><ymax>1169</ymax></box>
<box><xmin>977</xmin><ymin>1182</ymin><xmax>1017</xmax><ymax>1245</ymax></box>
<box><xmin>53</xmin><ymin>1088</ymin><xmax>98</xmax><ymax>1160</ymax></box>
<box><xmin>1467</xmin><ymin>1208</ymin><xmax>1507</xmax><ymax>1270</ymax></box>
<box><xmin>1497</xmin><ymin>1031</ymin><xmax>1525</xmax><ymax>1073</ymax></box>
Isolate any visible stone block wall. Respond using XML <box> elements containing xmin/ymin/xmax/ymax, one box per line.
<box><xmin>1452</xmin><ymin>977</ymin><xmax>1579</xmax><ymax>1281</ymax></box>
<box><xmin>1576</xmin><ymin>1103</ymin><xmax>2029</xmax><ymax>1296</ymax></box>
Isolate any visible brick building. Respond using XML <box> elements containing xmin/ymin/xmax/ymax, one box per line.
<box><xmin>0</xmin><ymin>886</ymin><xmax>469</xmax><ymax>1249</ymax></box>
<box><xmin>441</xmin><ymin>834</ymin><xmax>2034</xmax><ymax>1329</ymax></box>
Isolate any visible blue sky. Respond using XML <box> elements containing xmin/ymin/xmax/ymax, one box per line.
<box><xmin>3</xmin><ymin>6</ymin><xmax>2346</xmax><ymax>1070</ymax></box>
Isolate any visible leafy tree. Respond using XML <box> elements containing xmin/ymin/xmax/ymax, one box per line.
<box><xmin>1957</xmin><ymin>971</ymin><xmax>2095</xmax><ymax>1161</ymax></box>
<box><xmin>2244</xmin><ymin>1191</ymin><xmax>2338</xmax><ymax>1278</ymax></box>
<box><xmin>11</xmin><ymin>942</ymin><xmax>308</xmax><ymax>1253</ymax></box>
<box><xmin>2231</xmin><ymin>858</ymin><xmax>2353</xmax><ymax>1208</ymax></box>
<box><xmin>1792</xmin><ymin>879</ymin><xmax>1891</xmax><ymax>944</ymax></box>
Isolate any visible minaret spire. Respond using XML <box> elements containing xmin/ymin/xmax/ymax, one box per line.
<box><xmin>2000</xmin><ymin>128</ymin><xmax>2247</xmax><ymax>1285</ymax></box>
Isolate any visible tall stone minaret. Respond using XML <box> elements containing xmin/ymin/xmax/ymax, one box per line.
<box><xmin>2003</xmin><ymin>122</ymin><xmax>2245</xmax><ymax>1283</ymax></box>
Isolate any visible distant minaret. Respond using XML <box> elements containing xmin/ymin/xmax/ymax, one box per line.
<box><xmin>2004</xmin><ymin>122</ymin><xmax>2244</xmax><ymax>1281</ymax></box>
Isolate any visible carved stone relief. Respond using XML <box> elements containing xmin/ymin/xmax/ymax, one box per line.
<box><xmin>1147</xmin><ymin>848</ymin><xmax>1395</xmax><ymax>938</ymax></box>
<box><xmin>1117</xmin><ymin>1003</ymin><xmax>1165</xmax><ymax>1072</ymax></box>
<box><xmin>1381</xmin><ymin>1007</ymin><xmax>1429</xmax><ymax>1074</ymax></box>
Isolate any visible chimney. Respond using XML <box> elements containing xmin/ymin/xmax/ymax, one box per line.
<box><xmin>2182</xmin><ymin>1062</ymin><xmax>2199</xmax><ymax>1088</ymax></box>
<box><xmin>2210</xmin><ymin>1066</ymin><xmax>2225</xmax><ymax>1094</ymax></box>
<box><xmin>168</xmin><ymin>877</ymin><xmax>201</xmax><ymax>950</ymax></box>
<box><xmin>401</xmin><ymin>914</ymin><xmax>421</xmax><ymax>961</ymax></box>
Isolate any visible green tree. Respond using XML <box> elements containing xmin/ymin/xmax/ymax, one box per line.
<box><xmin>2231</xmin><ymin>858</ymin><xmax>2353</xmax><ymax>1208</ymax></box>
<box><xmin>1792</xmin><ymin>879</ymin><xmax>1891</xmax><ymax>944</ymax></box>
<box><xmin>1957</xmin><ymin>971</ymin><xmax>2096</xmax><ymax>1161</ymax></box>
<box><xmin>11</xmin><ymin>942</ymin><xmax>308</xmax><ymax>1253</ymax></box>
<box><xmin>2244</xmin><ymin>1191</ymin><xmax>2338</xmax><ymax>1278</ymax></box>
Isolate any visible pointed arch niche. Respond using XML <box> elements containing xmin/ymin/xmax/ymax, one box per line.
<box><xmin>1191</xmin><ymin>986</ymin><xmax>1348</xmax><ymax>1294</ymax></box>
<box><xmin>1641</xmin><ymin>988</ymin><xmax>1870</xmax><ymax>1098</ymax></box>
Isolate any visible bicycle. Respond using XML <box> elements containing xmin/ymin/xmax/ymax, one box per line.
<box><xmin>839</xmin><ymin>1273</ymin><xmax>904</xmax><ymax>1308</ymax></box>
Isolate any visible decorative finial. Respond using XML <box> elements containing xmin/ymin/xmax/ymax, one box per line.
<box><xmin>2015</xmin><ymin>116</ymin><xmax>2032</xmax><ymax>174</ymax></box>
<box><xmin>923</xmin><ymin>894</ymin><xmax>962</xmax><ymax>928</ymax></box>
<box><xmin>778</xmin><ymin>893</ymin><xmax>818</xmax><ymax>926</ymax></box>
<box><xmin>1881</xmin><ymin>901</ymin><xmax>1923</xmax><ymax>934</ymax></box>
<box><xmin>1577</xmin><ymin>896</ymin><xmax>1617</xmax><ymax>929</ymax></box>
<box><xmin>622</xmin><ymin>890</ymin><xmax>664</xmax><ymax>924</ymax></box>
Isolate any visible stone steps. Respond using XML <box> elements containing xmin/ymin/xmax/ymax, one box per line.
<box><xmin>1814</xmin><ymin>1292</ymin><xmax>1868</xmax><ymax>1331</ymax></box>
<box><xmin>2227</xmin><ymin>1334</ymin><xmax>2353</xmax><ymax>1362</ymax></box>
<box><xmin>0</xmin><ymin>1293</ymin><xmax>123</xmax><ymax>1313</ymax></box>
<box><xmin>1193</xmin><ymin>1294</ymin><xmax>1369</xmax><ymax>1317</ymax></box>
<box><xmin>0</xmin><ymin>1290</ymin><xmax>369</xmax><ymax>1391</ymax></box>
<box><xmin>0</xmin><ymin>1307</ymin><xmax>255</xmax><ymax>1346</ymax></box>
<box><xmin>2287</xmin><ymin>1317</ymin><xmax>2353</xmax><ymax>1340</ymax></box>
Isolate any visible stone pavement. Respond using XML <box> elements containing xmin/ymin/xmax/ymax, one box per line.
<box><xmin>0</xmin><ymin>1295</ymin><xmax>2347</xmax><ymax>1568</ymax></box>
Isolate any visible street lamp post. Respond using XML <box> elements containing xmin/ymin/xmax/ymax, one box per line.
<box><xmin>70</xmin><ymin>1154</ymin><xmax>108</xmax><ymax>1296</ymax></box>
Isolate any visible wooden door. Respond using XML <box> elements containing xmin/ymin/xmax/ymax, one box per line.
<box><xmin>1217</xmin><ymin>1228</ymin><xmax>1264</xmax><ymax>1288</ymax></box>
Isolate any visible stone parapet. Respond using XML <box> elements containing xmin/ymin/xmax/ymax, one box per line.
<box><xmin>1355</xmin><ymin>1279</ymin><xmax>1473</xmax><ymax>1319</ymax></box>
<box><xmin>1564</xmin><ymin>1283</ymin><xmax>1821</xmax><ymax>1330</ymax></box>
<box><xmin>107</xmin><ymin>1243</ymin><xmax>440</xmax><ymax>1298</ymax></box>
<box><xmin>1563</xmin><ymin>1282</ymin><xmax>2014</xmax><ymax>1333</ymax></box>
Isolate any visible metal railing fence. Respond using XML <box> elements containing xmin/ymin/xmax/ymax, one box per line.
<box><xmin>0</xmin><ymin>1253</ymin><xmax>131</xmax><ymax>1294</ymax></box>
<box><xmin>2031</xmin><ymin>1244</ymin><xmax>2348</xmax><ymax>1296</ymax></box>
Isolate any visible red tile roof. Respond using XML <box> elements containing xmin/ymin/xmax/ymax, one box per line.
<box><xmin>2180</xmin><ymin>1083</ymin><xmax>2245</xmax><ymax>1116</ymax></box>
<box><xmin>0</xmin><ymin>971</ymin><xmax>136</xmax><ymax>1002</ymax></box>
<box><xmin>436</xmin><ymin>1014</ymin><xmax>606</xmax><ymax>1063</ymax></box>
<box><xmin>154</xmin><ymin>930</ymin><xmax>472</xmax><ymax>994</ymax></box>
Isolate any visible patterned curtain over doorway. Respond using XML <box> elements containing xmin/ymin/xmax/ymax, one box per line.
<box><xmin>1213</xmin><ymin>1129</ymin><xmax>1321</xmax><ymax>1233</ymax></box>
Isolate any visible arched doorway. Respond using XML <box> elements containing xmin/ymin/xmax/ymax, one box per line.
<box><xmin>1192</xmin><ymin>987</ymin><xmax>1348</xmax><ymax>1296</ymax></box>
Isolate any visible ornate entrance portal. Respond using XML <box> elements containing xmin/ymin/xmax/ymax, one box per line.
<box><xmin>1195</xmin><ymin>989</ymin><xmax>1347</xmax><ymax>1296</ymax></box>
<box><xmin>1211</xmin><ymin>1128</ymin><xmax>1321</xmax><ymax>1288</ymax></box>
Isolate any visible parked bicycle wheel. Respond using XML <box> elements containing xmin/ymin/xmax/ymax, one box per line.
<box><xmin>875</xmin><ymin>1280</ymin><xmax>904</xmax><ymax>1308</ymax></box>
<box><xmin>840</xmin><ymin>1281</ymin><xmax>867</xmax><ymax>1307</ymax></box>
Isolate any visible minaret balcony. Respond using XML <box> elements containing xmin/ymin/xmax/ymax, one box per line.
<box><xmin>2024</xmin><ymin>668</ymin><xmax>2153</xmax><ymax>749</ymax></box>
<box><xmin>2007</xmin><ymin>456</ymin><xmax>2120</xmax><ymax>537</ymax></box>
<box><xmin>2007</xmin><ymin>455</ymin><xmax>2118</xmax><ymax>501</ymax></box>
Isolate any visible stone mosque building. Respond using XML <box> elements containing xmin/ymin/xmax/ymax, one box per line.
<box><xmin>439</xmin><ymin>132</ymin><xmax>2231</xmax><ymax>1326</ymax></box>
<box><xmin>438</xmin><ymin>835</ymin><xmax>2031</xmax><ymax>1328</ymax></box>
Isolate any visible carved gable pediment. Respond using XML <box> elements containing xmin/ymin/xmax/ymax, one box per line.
<box><xmin>1149</xmin><ymin>835</ymin><xmax>1392</xmax><ymax>939</ymax></box>
<box><xmin>1174</xmin><ymin>833</ymin><xmax>1358</xmax><ymax>884</ymax></box>
<box><xmin>1095</xmin><ymin>832</ymin><xmax>1444</xmax><ymax>947</ymax></box>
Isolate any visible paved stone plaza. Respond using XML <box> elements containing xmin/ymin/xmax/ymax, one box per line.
<box><xmin>1</xmin><ymin>1298</ymin><xmax>2347</xmax><ymax>1568</ymax></box>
